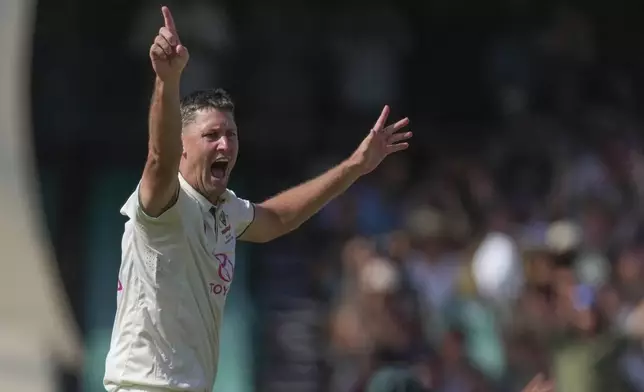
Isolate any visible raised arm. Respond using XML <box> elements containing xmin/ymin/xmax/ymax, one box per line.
<box><xmin>140</xmin><ymin>6</ymin><xmax>190</xmax><ymax>217</ymax></box>
<box><xmin>240</xmin><ymin>105</ymin><xmax>412</xmax><ymax>243</ymax></box>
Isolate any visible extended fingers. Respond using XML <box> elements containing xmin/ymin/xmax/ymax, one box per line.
<box><xmin>162</xmin><ymin>6</ymin><xmax>177</xmax><ymax>34</ymax></box>
<box><xmin>373</xmin><ymin>105</ymin><xmax>390</xmax><ymax>132</ymax></box>
<box><xmin>385</xmin><ymin>117</ymin><xmax>410</xmax><ymax>134</ymax></box>
<box><xmin>370</xmin><ymin>105</ymin><xmax>412</xmax><ymax>156</ymax></box>
<box><xmin>152</xmin><ymin>7</ymin><xmax>180</xmax><ymax>60</ymax></box>
<box><xmin>386</xmin><ymin>142</ymin><xmax>409</xmax><ymax>155</ymax></box>
<box><xmin>388</xmin><ymin>131</ymin><xmax>413</xmax><ymax>144</ymax></box>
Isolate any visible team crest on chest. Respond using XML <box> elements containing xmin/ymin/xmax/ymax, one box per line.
<box><xmin>219</xmin><ymin>210</ymin><xmax>228</xmax><ymax>227</ymax></box>
<box><xmin>218</xmin><ymin>210</ymin><xmax>233</xmax><ymax>243</ymax></box>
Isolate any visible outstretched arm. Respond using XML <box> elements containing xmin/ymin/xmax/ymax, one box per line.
<box><xmin>239</xmin><ymin>105</ymin><xmax>412</xmax><ymax>243</ymax></box>
<box><xmin>139</xmin><ymin>6</ymin><xmax>189</xmax><ymax>217</ymax></box>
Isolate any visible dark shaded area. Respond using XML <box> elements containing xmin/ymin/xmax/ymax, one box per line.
<box><xmin>31</xmin><ymin>0</ymin><xmax>644</xmax><ymax>391</ymax></box>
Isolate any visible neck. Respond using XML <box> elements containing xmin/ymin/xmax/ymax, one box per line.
<box><xmin>178</xmin><ymin>169</ymin><xmax>224</xmax><ymax>205</ymax></box>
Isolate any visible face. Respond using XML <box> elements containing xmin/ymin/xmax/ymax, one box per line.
<box><xmin>617</xmin><ymin>249</ymin><xmax>641</xmax><ymax>284</ymax></box>
<box><xmin>180</xmin><ymin>109</ymin><xmax>238</xmax><ymax>202</ymax></box>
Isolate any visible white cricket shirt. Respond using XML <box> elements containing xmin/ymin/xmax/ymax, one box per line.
<box><xmin>104</xmin><ymin>174</ymin><xmax>255</xmax><ymax>392</ymax></box>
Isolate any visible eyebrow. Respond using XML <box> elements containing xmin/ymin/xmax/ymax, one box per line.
<box><xmin>202</xmin><ymin>127</ymin><xmax>237</xmax><ymax>134</ymax></box>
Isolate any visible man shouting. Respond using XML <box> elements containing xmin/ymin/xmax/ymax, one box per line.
<box><xmin>104</xmin><ymin>6</ymin><xmax>412</xmax><ymax>392</ymax></box>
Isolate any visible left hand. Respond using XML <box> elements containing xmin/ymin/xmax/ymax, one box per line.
<box><xmin>349</xmin><ymin>105</ymin><xmax>412</xmax><ymax>176</ymax></box>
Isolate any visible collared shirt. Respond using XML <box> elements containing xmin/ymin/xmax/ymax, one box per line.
<box><xmin>104</xmin><ymin>174</ymin><xmax>255</xmax><ymax>392</ymax></box>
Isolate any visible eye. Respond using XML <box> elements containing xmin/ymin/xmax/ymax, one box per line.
<box><xmin>226</xmin><ymin>130</ymin><xmax>237</xmax><ymax>138</ymax></box>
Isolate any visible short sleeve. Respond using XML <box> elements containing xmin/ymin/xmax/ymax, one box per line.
<box><xmin>120</xmin><ymin>183</ymin><xmax>185</xmax><ymax>229</ymax></box>
<box><xmin>225</xmin><ymin>190</ymin><xmax>256</xmax><ymax>238</ymax></box>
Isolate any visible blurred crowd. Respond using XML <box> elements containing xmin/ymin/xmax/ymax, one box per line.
<box><xmin>29</xmin><ymin>0</ymin><xmax>644</xmax><ymax>391</ymax></box>
<box><xmin>314</xmin><ymin>147</ymin><xmax>644</xmax><ymax>392</ymax></box>
<box><xmin>256</xmin><ymin>4</ymin><xmax>644</xmax><ymax>392</ymax></box>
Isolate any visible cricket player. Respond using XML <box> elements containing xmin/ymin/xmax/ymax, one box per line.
<box><xmin>103</xmin><ymin>6</ymin><xmax>412</xmax><ymax>392</ymax></box>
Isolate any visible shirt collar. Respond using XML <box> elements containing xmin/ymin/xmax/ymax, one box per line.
<box><xmin>178</xmin><ymin>173</ymin><xmax>228</xmax><ymax>214</ymax></box>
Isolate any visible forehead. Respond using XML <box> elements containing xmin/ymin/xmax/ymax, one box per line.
<box><xmin>184</xmin><ymin>108</ymin><xmax>236</xmax><ymax>133</ymax></box>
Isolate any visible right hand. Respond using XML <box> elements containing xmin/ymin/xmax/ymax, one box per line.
<box><xmin>150</xmin><ymin>6</ymin><xmax>189</xmax><ymax>81</ymax></box>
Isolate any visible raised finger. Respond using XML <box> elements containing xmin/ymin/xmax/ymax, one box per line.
<box><xmin>386</xmin><ymin>142</ymin><xmax>409</xmax><ymax>155</ymax></box>
<box><xmin>385</xmin><ymin>117</ymin><xmax>410</xmax><ymax>134</ymax></box>
<box><xmin>373</xmin><ymin>105</ymin><xmax>390</xmax><ymax>132</ymax></box>
<box><xmin>159</xmin><ymin>26</ymin><xmax>178</xmax><ymax>47</ymax></box>
<box><xmin>154</xmin><ymin>35</ymin><xmax>173</xmax><ymax>56</ymax></box>
<box><xmin>388</xmin><ymin>131</ymin><xmax>413</xmax><ymax>144</ymax></box>
<box><xmin>162</xmin><ymin>6</ymin><xmax>178</xmax><ymax>35</ymax></box>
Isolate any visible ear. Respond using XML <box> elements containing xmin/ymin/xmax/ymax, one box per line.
<box><xmin>180</xmin><ymin>133</ymin><xmax>187</xmax><ymax>156</ymax></box>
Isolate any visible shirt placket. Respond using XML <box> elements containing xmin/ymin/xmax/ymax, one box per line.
<box><xmin>209</xmin><ymin>206</ymin><xmax>218</xmax><ymax>244</ymax></box>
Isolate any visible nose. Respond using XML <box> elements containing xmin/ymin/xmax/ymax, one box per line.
<box><xmin>216</xmin><ymin>135</ymin><xmax>230</xmax><ymax>152</ymax></box>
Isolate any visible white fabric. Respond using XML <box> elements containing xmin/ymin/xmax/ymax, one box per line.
<box><xmin>472</xmin><ymin>232</ymin><xmax>524</xmax><ymax>302</ymax></box>
<box><xmin>104</xmin><ymin>174</ymin><xmax>254</xmax><ymax>392</ymax></box>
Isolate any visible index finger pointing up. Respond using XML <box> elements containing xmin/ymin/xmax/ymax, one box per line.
<box><xmin>162</xmin><ymin>6</ymin><xmax>177</xmax><ymax>34</ymax></box>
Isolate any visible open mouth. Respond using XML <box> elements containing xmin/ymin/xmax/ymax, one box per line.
<box><xmin>210</xmin><ymin>160</ymin><xmax>229</xmax><ymax>180</ymax></box>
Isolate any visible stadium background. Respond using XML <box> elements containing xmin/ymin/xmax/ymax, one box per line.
<box><xmin>31</xmin><ymin>0</ymin><xmax>644</xmax><ymax>391</ymax></box>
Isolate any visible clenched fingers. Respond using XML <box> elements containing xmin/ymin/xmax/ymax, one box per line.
<box><xmin>154</xmin><ymin>35</ymin><xmax>173</xmax><ymax>56</ymax></box>
<box><xmin>159</xmin><ymin>26</ymin><xmax>178</xmax><ymax>47</ymax></box>
<box><xmin>150</xmin><ymin>43</ymin><xmax>167</xmax><ymax>60</ymax></box>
